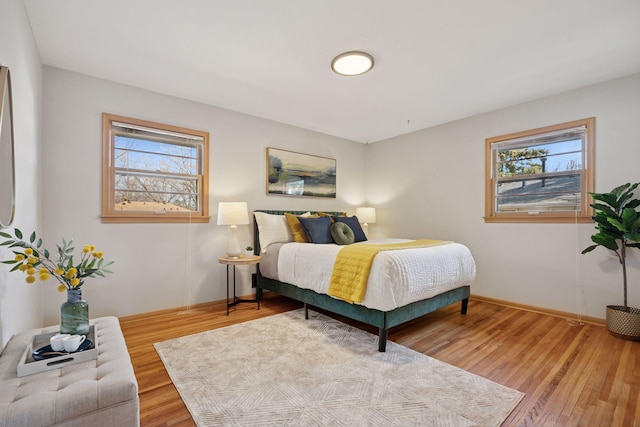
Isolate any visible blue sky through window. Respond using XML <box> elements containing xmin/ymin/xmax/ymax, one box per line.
<box><xmin>115</xmin><ymin>136</ymin><xmax>197</xmax><ymax>174</ymax></box>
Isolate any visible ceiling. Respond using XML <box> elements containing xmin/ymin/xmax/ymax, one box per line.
<box><xmin>23</xmin><ymin>0</ymin><xmax>640</xmax><ymax>143</ymax></box>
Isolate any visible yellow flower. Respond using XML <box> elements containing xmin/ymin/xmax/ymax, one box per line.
<box><xmin>2</xmin><ymin>231</ymin><xmax>114</xmax><ymax>290</ymax></box>
<box><xmin>65</xmin><ymin>267</ymin><xmax>78</xmax><ymax>279</ymax></box>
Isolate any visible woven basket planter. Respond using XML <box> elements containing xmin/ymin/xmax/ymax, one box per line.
<box><xmin>606</xmin><ymin>305</ymin><xmax>640</xmax><ymax>341</ymax></box>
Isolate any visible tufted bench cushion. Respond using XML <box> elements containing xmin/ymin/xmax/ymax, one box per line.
<box><xmin>0</xmin><ymin>317</ymin><xmax>139</xmax><ymax>427</ymax></box>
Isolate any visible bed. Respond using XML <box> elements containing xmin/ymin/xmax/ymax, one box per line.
<box><xmin>252</xmin><ymin>210</ymin><xmax>476</xmax><ymax>352</ymax></box>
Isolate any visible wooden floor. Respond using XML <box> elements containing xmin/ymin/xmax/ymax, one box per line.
<box><xmin>119</xmin><ymin>294</ymin><xmax>640</xmax><ymax>427</ymax></box>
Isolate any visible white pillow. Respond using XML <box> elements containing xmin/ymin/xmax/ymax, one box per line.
<box><xmin>254</xmin><ymin>212</ymin><xmax>293</xmax><ymax>252</ymax></box>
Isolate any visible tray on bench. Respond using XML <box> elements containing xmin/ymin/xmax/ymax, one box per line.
<box><xmin>17</xmin><ymin>325</ymin><xmax>98</xmax><ymax>377</ymax></box>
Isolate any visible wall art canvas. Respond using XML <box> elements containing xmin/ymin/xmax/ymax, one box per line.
<box><xmin>267</xmin><ymin>148</ymin><xmax>336</xmax><ymax>198</ymax></box>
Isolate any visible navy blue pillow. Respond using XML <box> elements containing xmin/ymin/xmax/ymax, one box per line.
<box><xmin>332</xmin><ymin>216</ymin><xmax>367</xmax><ymax>242</ymax></box>
<box><xmin>298</xmin><ymin>216</ymin><xmax>334</xmax><ymax>244</ymax></box>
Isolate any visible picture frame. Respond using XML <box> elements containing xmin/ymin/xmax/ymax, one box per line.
<box><xmin>266</xmin><ymin>148</ymin><xmax>336</xmax><ymax>198</ymax></box>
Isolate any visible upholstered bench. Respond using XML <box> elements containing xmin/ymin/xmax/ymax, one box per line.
<box><xmin>0</xmin><ymin>316</ymin><xmax>139</xmax><ymax>427</ymax></box>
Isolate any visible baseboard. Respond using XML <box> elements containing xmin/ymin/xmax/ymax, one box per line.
<box><xmin>470</xmin><ymin>294</ymin><xmax>606</xmax><ymax>326</ymax></box>
<box><xmin>118</xmin><ymin>292</ymin><xmax>275</xmax><ymax>322</ymax></box>
<box><xmin>119</xmin><ymin>293</ymin><xmax>607</xmax><ymax>327</ymax></box>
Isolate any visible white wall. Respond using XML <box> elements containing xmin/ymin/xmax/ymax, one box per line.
<box><xmin>4</xmin><ymin>4</ymin><xmax>635</xmax><ymax>330</ymax></box>
<box><xmin>366</xmin><ymin>73</ymin><xmax>640</xmax><ymax>319</ymax></box>
<box><xmin>40</xmin><ymin>67</ymin><xmax>366</xmax><ymax>324</ymax></box>
<box><xmin>0</xmin><ymin>0</ymin><xmax>43</xmax><ymax>348</ymax></box>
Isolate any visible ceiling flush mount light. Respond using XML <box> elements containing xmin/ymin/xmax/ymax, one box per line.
<box><xmin>331</xmin><ymin>51</ymin><xmax>374</xmax><ymax>76</ymax></box>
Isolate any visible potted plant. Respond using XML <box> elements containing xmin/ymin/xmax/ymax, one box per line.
<box><xmin>582</xmin><ymin>182</ymin><xmax>640</xmax><ymax>340</ymax></box>
<box><xmin>1</xmin><ymin>229</ymin><xmax>114</xmax><ymax>335</ymax></box>
<box><xmin>245</xmin><ymin>246</ymin><xmax>254</xmax><ymax>258</ymax></box>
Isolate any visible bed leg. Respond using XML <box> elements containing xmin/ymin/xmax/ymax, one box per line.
<box><xmin>378</xmin><ymin>329</ymin><xmax>388</xmax><ymax>352</ymax></box>
<box><xmin>461</xmin><ymin>297</ymin><xmax>469</xmax><ymax>315</ymax></box>
<box><xmin>304</xmin><ymin>303</ymin><xmax>309</xmax><ymax>319</ymax></box>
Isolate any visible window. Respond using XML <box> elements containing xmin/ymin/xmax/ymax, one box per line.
<box><xmin>485</xmin><ymin>117</ymin><xmax>594</xmax><ymax>223</ymax></box>
<box><xmin>102</xmin><ymin>113</ymin><xmax>210</xmax><ymax>223</ymax></box>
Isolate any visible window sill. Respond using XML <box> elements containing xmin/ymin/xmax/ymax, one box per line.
<box><xmin>483</xmin><ymin>215</ymin><xmax>593</xmax><ymax>224</ymax></box>
<box><xmin>101</xmin><ymin>215</ymin><xmax>211</xmax><ymax>224</ymax></box>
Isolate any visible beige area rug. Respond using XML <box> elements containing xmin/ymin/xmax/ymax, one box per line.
<box><xmin>154</xmin><ymin>309</ymin><xmax>524</xmax><ymax>426</ymax></box>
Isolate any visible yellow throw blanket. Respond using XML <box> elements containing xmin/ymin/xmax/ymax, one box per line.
<box><xmin>328</xmin><ymin>239</ymin><xmax>451</xmax><ymax>304</ymax></box>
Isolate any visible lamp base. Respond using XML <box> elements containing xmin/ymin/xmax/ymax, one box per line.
<box><xmin>226</xmin><ymin>225</ymin><xmax>242</xmax><ymax>258</ymax></box>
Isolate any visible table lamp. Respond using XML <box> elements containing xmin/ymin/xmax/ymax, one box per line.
<box><xmin>217</xmin><ymin>202</ymin><xmax>249</xmax><ymax>258</ymax></box>
<box><xmin>355</xmin><ymin>207</ymin><xmax>376</xmax><ymax>237</ymax></box>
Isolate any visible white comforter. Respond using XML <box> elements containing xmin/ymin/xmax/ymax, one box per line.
<box><xmin>277</xmin><ymin>238</ymin><xmax>476</xmax><ymax>311</ymax></box>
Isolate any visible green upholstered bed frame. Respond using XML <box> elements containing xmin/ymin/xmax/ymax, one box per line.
<box><xmin>253</xmin><ymin>210</ymin><xmax>470</xmax><ymax>352</ymax></box>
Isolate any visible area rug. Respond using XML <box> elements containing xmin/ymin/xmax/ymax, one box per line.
<box><xmin>154</xmin><ymin>309</ymin><xmax>523</xmax><ymax>426</ymax></box>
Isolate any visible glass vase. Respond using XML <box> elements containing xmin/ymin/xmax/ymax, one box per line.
<box><xmin>60</xmin><ymin>288</ymin><xmax>90</xmax><ymax>335</ymax></box>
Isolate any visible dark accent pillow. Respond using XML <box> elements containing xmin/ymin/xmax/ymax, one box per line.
<box><xmin>330</xmin><ymin>222</ymin><xmax>355</xmax><ymax>245</ymax></box>
<box><xmin>332</xmin><ymin>216</ymin><xmax>367</xmax><ymax>242</ymax></box>
<box><xmin>298</xmin><ymin>216</ymin><xmax>334</xmax><ymax>244</ymax></box>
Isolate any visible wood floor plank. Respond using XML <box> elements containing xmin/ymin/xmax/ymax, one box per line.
<box><xmin>119</xmin><ymin>294</ymin><xmax>640</xmax><ymax>426</ymax></box>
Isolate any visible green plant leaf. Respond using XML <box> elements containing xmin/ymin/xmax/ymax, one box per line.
<box><xmin>1</xmin><ymin>260</ymin><xmax>18</xmax><ymax>264</ymax></box>
<box><xmin>621</xmin><ymin>208</ymin><xmax>638</xmax><ymax>230</ymax></box>
<box><xmin>611</xmin><ymin>182</ymin><xmax>633</xmax><ymax>197</ymax></box>
<box><xmin>0</xmin><ymin>240</ymin><xmax>13</xmax><ymax>246</ymax></box>
<box><xmin>29</xmin><ymin>232</ymin><xmax>35</xmax><ymax>243</ymax></box>
<box><xmin>607</xmin><ymin>217</ymin><xmax>625</xmax><ymax>232</ymax></box>
<box><xmin>36</xmin><ymin>238</ymin><xmax>42</xmax><ymax>248</ymax></box>
<box><xmin>581</xmin><ymin>245</ymin><xmax>598</xmax><ymax>254</ymax></box>
<box><xmin>591</xmin><ymin>233</ymin><xmax>619</xmax><ymax>251</ymax></box>
<box><xmin>44</xmin><ymin>248</ymin><xmax>50</xmax><ymax>259</ymax></box>
<box><xmin>591</xmin><ymin>203</ymin><xmax>619</xmax><ymax>218</ymax></box>
<box><xmin>625</xmin><ymin>232</ymin><xmax>640</xmax><ymax>242</ymax></box>
<box><xmin>595</xmin><ymin>227</ymin><xmax>623</xmax><ymax>239</ymax></box>
<box><xmin>14</xmin><ymin>228</ymin><xmax>23</xmax><ymax>239</ymax></box>
<box><xmin>625</xmin><ymin>199</ymin><xmax>640</xmax><ymax>210</ymax></box>
<box><xmin>0</xmin><ymin>231</ymin><xmax>11</xmax><ymax>238</ymax></box>
<box><xmin>590</xmin><ymin>193</ymin><xmax>618</xmax><ymax>208</ymax></box>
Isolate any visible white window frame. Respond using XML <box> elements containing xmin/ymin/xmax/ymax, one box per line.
<box><xmin>484</xmin><ymin>117</ymin><xmax>595</xmax><ymax>223</ymax></box>
<box><xmin>101</xmin><ymin>113</ymin><xmax>210</xmax><ymax>223</ymax></box>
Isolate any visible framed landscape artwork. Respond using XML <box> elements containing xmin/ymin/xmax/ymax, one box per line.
<box><xmin>266</xmin><ymin>148</ymin><xmax>336</xmax><ymax>198</ymax></box>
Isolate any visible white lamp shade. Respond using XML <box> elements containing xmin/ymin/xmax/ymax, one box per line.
<box><xmin>355</xmin><ymin>207</ymin><xmax>376</xmax><ymax>224</ymax></box>
<box><xmin>217</xmin><ymin>202</ymin><xmax>249</xmax><ymax>226</ymax></box>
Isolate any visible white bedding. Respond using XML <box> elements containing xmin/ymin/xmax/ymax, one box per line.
<box><xmin>277</xmin><ymin>238</ymin><xmax>476</xmax><ymax>311</ymax></box>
